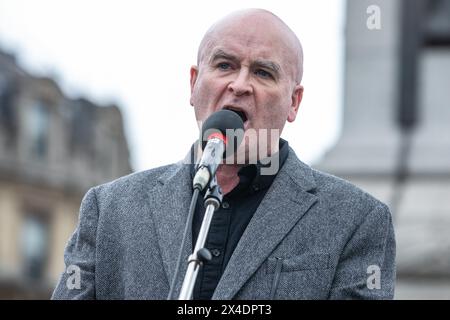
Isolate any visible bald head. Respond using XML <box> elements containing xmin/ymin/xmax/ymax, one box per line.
<box><xmin>197</xmin><ymin>8</ymin><xmax>304</xmax><ymax>83</ymax></box>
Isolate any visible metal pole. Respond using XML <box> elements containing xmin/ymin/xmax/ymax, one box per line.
<box><xmin>178</xmin><ymin>178</ymin><xmax>222</xmax><ymax>300</ymax></box>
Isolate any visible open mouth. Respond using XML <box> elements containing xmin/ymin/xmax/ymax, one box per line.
<box><xmin>223</xmin><ymin>106</ymin><xmax>248</xmax><ymax>123</ymax></box>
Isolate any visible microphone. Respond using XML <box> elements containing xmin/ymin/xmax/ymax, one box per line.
<box><xmin>193</xmin><ymin>109</ymin><xmax>244</xmax><ymax>191</ymax></box>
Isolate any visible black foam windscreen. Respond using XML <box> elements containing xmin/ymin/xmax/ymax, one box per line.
<box><xmin>200</xmin><ymin>109</ymin><xmax>245</xmax><ymax>157</ymax></box>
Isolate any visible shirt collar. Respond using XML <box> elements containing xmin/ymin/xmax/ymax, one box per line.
<box><xmin>190</xmin><ymin>139</ymin><xmax>289</xmax><ymax>193</ymax></box>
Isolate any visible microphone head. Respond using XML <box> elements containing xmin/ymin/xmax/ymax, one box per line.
<box><xmin>200</xmin><ymin>109</ymin><xmax>245</xmax><ymax>157</ymax></box>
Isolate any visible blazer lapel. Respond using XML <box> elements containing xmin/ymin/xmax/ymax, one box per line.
<box><xmin>212</xmin><ymin>150</ymin><xmax>318</xmax><ymax>300</ymax></box>
<box><xmin>150</xmin><ymin>159</ymin><xmax>194</xmax><ymax>298</ymax></box>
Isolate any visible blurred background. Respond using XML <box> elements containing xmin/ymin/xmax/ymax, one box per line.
<box><xmin>0</xmin><ymin>0</ymin><xmax>449</xmax><ymax>299</ymax></box>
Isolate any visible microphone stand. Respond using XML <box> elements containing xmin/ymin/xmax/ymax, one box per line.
<box><xmin>178</xmin><ymin>175</ymin><xmax>223</xmax><ymax>300</ymax></box>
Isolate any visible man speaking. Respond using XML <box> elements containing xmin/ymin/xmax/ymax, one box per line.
<box><xmin>52</xmin><ymin>8</ymin><xmax>396</xmax><ymax>299</ymax></box>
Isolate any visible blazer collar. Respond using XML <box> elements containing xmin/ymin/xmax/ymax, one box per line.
<box><xmin>212</xmin><ymin>148</ymin><xmax>318</xmax><ymax>299</ymax></box>
<box><xmin>150</xmin><ymin>161</ymin><xmax>193</xmax><ymax>299</ymax></box>
<box><xmin>151</xmin><ymin>147</ymin><xmax>318</xmax><ymax>299</ymax></box>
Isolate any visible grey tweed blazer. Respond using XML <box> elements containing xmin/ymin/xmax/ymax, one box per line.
<box><xmin>52</xmin><ymin>148</ymin><xmax>396</xmax><ymax>299</ymax></box>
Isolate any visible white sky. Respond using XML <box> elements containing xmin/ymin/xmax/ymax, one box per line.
<box><xmin>0</xmin><ymin>0</ymin><xmax>345</xmax><ymax>171</ymax></box>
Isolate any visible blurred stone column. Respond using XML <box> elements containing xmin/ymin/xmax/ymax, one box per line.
<box><xmin>315</xmin><ymin>0</ymin><xmax>450</xmax><ymax>299</ymax></box>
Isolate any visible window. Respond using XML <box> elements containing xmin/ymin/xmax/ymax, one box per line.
<box><xmin>0</xmin><ymin>76</ymin><xmax>17</xmax><ymax>146</ymax></box>
<box><xmin>26</xmin><ymin>101</ymin><xmax>49</xmax><ymax>160</ymax></box>
<box><xmin>20</xmin><ymin>214</ymin><xmax>49</xmax><ymax>281</ymax></box>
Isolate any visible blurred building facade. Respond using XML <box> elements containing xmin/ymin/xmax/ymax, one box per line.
<box><xmin>316</xmin><ymin>0</ymin><xmax>450</xmax><ymax>299</ymax></box>
<box><xmin>0</xmin><ymin>50</ymin><xmax>132</xmax><ymax>298</ymax></box>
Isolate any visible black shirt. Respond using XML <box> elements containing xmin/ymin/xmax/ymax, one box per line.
<box><xmin>190</xmin><ymin>139</ymin><xmax>289</xmax><ymax>300</ymax></box>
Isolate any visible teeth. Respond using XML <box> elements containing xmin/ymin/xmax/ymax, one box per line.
<box><xmin>224</xmin><ymin>107</ymin><xmax>247</xmax><ymax>123</ymax></box>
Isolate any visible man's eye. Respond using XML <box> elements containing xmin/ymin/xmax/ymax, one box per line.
<box><xmin>217</xmin><ymin>62</ymin><xmax>231</xmax><ymax>70</ymax></box>
<box><xmin>255</xmin><ymin>69</ymin><xmax>273</xmax><ymax>79</ymax></box>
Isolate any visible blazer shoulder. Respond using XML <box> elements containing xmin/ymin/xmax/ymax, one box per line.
<box><xmin>286</xmin><ymin>149</ymin><xmax>387</xmax><ymax>214</ymax></box>
<box><xmin>309</xmin><ymin>166</ymin><xmax>389</xmax><ymax>215</ymax></box>
<box><xmin>91</xmin><ymin>163</ymin><xmax>181</xmax><ymax>200</ymax></box>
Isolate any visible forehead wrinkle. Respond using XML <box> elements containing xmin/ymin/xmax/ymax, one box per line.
<box><xmin>197</xmin><ymin>9</ymin><xmax>303</xmax><ymax>82</ymax></box>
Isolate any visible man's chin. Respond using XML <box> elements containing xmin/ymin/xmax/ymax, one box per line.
<box><xmin>220</xmin><ymin>127</ymin><xmax>280</xmax><ymax>165</ymax></box>
<box><xmin>223</xmin><ymin>143</ymin><xmax>267</xmax><ymax>166</ymax></box>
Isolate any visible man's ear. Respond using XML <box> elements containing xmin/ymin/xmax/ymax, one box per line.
<box><xmin>287</xmin><ymin>84</ymin><xmax>303</xmax><ymax>123</ymax></box>
<box><xmin>189</xmin><ymin>65</ymin><xmax>199</xmax><ymax>106</ymax></box>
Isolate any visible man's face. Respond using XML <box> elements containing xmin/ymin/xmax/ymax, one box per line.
<box><xmin>190</xmin><ymin>15</ymin><xmax>303</xmax><ymax>161</ymax></box>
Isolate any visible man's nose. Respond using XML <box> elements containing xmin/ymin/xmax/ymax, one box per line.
<box><xmin>227</xmin><ymin>69</ymin><xmax>253</xmax><ymax>96</ymax></box>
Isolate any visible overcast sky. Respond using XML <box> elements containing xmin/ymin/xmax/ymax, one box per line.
<box><xmin>0</xmin><ymin>0</ymin><xmax>345</xmax><ymax>171</ymax></box>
